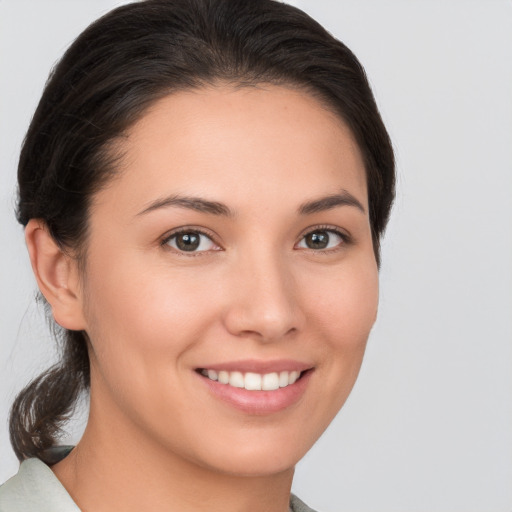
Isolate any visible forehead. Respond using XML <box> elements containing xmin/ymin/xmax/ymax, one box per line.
<box><xmin>94</xmin><ymin>84</ymin><xmax>368</xmax><ymax>216</ymax></box>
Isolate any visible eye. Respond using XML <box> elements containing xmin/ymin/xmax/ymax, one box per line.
<box><xmin>296</xmin><ymin>229</ymin><xmax>346</xmax><ymax>251</ymax></box>
<box><xmin>163</xmin><ymin>230</ymin><xmax>219</xmax><ymax>253</ymax></box>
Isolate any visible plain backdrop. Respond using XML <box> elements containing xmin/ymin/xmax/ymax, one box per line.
<box><xmin>1</xmin><ymin>1</ymin><xmax>511</xmax><ymax>511</ymax></box>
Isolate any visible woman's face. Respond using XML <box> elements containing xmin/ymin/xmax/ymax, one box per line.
<box><xmin>78</xmin><ymin>84</ymin><xmax>378</xmax><ymax>476</ymax></box>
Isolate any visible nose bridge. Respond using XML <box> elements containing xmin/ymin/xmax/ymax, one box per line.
<box><xmin>224</xmin><ymin>242</ymin><xmax>301</xmax><ymax>341</ymax></box>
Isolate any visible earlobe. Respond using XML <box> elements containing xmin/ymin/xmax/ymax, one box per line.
<box><xmin>25</xmin><ymin>219</ymin><xmax>87</xmax><ymax>331</ymax></box>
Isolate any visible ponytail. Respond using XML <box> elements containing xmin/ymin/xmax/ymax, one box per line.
<box><xmin>9</xmin><ymin>325</ymin><xmax>89</xmax><ymax>463</ymax></box>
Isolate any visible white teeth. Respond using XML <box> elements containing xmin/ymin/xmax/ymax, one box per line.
<box><xmin>200</xmin><ymin>369</ymin><xmax>302</xmax><ymax>390</ymax></box>
<box><xmin>229</xmin><ymin>371</ymin><xmax>244</xmax><ymax>388</ymax></box>
<box><xmin>289</xmin><ymin>370</ymin><xmax>300</xmax><ymax>384</ymax></box>
<box><xmin>218</xmin><ymin>370</ymin><xmax>229</xmax><ymax>384</ymax></box>
<box><xmin>262</xmin><ymin>372</ymin><xmax>279</xmax><ymax>390</ymax></box>
<box><xmin>244</xmin><ymin>372</ymin><xmax>262</xmax><ymax>390</ymax></box>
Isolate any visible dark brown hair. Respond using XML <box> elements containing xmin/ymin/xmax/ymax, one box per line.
<box><xmin>10</xmin><ymin>0</ymin><xmax>395</xmax><ymax>463</ymax></box>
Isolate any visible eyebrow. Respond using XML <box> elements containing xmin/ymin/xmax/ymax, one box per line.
<box><xmin>298</xmin><ymin>190</ymin><xmax>366</xmax><ymax>215</ymax></box>
<box><xmin>136</xmin><ymin>195</ymin><xmax>234</xmax><ymax>217</ymax></box>
<box><xmin>136</xmin><ymin>189</ymin><xmax>365</xmax><ymax>218</ymax></box>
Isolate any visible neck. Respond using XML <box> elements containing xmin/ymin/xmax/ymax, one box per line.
<box><xmin>52</xmin><ymin>403</ymin><xmax>294</xmax><ymax>512</ymax></box>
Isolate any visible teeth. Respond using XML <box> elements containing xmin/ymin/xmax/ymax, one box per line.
<box><xmin>289</xmin><ymin>370</ymin><xmax>300</xmax><ymax>384</ymax></box>
<box><xmin>245</xmin><ymin>372</ymin><xmax>262</xmax><ymax>390</ymax></box>
<box><xmin>229</xmin><ymin>371</ymin><xmax>244</xmax><ymax>388</ymax></box>
<box><xmin>200</xmin><ymin>369</ymin><xmax>302</xmax><ymax>390</ymax></box>
<box><xmin>262</xmin><ymin>372</ymin><xmax>279</xmax><ymax>390</ymax></box>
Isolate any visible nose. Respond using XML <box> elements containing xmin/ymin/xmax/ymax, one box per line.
<box><xmin>222</xmin><ymin>249</ymin><xmax>304</xmax><ymax>342</ymax></box>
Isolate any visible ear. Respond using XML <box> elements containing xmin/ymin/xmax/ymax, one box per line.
<box><xmin>25</xmin><ymin>219</ymin><xmax>87</xmax><ymax>331</ymax></box>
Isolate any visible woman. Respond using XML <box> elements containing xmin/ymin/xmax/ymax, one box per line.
<box><xmin>0</xmin><ymin>0</ymin><xmax>394</xmax><ymax>510</ymax></box>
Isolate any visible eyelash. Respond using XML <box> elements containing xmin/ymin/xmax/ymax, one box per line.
<box><xmin>297</xmin><ymin>225</ymin><xmax>352</xmax><ymax>253</ymax></box>
<box><xmin>160</xmin><ymin>225</ymin><xmax>351</xmax><ymax>255</ymax></box>
<box><xmin>160</xmin><ymin>227</ymin><xmax>220</xmax><ymax>256</ymax></box>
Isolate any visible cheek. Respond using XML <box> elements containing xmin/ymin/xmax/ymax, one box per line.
<box><xmin>304</xmin><ymin>254</ymin><xmax>378</xmax><ymax>409</ymax></box>
<box><xmin>83</xmin><ymin>252</ymin><xmax>214</xmax><ymax>339</ymax></box>
<box><xmin>81</xmin><ymin>254</ymin><xmax>216</xmax><ymax>424</ymax></box>
<box><xmin>81</xmin><ymin>254</ymin><xmax>222</xmax><ymax>401</ymax></box>
<box><xmin>283</xmin><ymin>256</ymin><xmax>379</xmax><ymax>449</ymax></box>
<box><xmin>305</xmin><ymin>256</ymin><xmax>379</xmax><ymax>350</ymax></box>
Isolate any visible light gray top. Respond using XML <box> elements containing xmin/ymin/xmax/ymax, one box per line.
<box><xmin>0</xmin><ymin>456</ymin><xmax>316</xmax><ymax>512</ymax></box>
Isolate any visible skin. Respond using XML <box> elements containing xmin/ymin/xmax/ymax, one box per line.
<box><xmin>27</xmin><ymin>84</ymin><xmax>379</xmax><ymax>512</ymax></box>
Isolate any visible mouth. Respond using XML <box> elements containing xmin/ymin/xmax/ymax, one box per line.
<box><xmin>194</xmin><ymin>359</ymin><xmax>313</xmax><ymax>414</ymax></box>
<box><xmin>194</xmin><ymin>363</ymin><xmax>313</xmax><ymax>414</ymax></box>
<box><xmin>196</xmin><ymin>368</ymin><xmax>304</xmax><ymax>391</ymax></box>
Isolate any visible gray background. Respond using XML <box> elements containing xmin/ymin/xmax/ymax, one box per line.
<box><xmin>1</xmin><ymin>1</ymin><xmax>511</xmax><ymax>511</ymax></box>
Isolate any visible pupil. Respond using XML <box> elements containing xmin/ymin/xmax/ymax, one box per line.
<box><xmin>176</xmin><ymin>233</ymin><xmax>200</xmax><ymax>251</ymax></box>
<box><xmin>306</xmin><ymin>231</ymin><xmax>329</xmax><ymax>249</ymax></box>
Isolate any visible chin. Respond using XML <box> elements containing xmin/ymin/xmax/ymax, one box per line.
<box><xmin>182</xmin><ymin>424</ymin><xmax>321</xmax><ymax>478</ymax></box>
<box><xmin>200</xmin><ymin>448</ymin><xmax>301</xmax><ymax>478</ymax></box>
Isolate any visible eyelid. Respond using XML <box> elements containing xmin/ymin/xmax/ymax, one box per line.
<box><xmin>295</xmin><ymin>224</ymin><xmax>352</xmax><ymax>251</ymax></box>
<box><xmin>160</xmin><ymin>226</ymin><xmax>223</xmax><ymax>253</ymax></box>
<box><xmin>159</xmin><ymin>224</ymin><xmax>351</xmax><ymax>254</ymax></box>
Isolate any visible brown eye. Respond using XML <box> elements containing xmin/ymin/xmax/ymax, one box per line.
<box><xmin>297</xmin><ymin>230</ymin><xmax>344</xmax><ymax>250</ymax></box>
<box><xmin>165</xmin><ymin>231</ymin><xmax>217</xmax><ymax>252</ymax></box>
<box><xmin>305</xmin><ymin>231</ymin><xmax>329</xmax><ymax>249</ymax></box>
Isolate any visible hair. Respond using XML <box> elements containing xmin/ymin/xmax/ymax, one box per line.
<box><xmin>10</xmin><ymin>0</ymin><xmax>395</xmax><ymax>463</ymax></box>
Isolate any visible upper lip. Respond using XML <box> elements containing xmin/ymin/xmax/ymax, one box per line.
<box><xmin>196</xmin><ymin>359</ymin><xmax>313</xmax><ymax>374</ymax></box>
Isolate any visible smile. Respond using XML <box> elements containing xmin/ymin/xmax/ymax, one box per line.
<box><xmin>195</xmin><ymin>360</ymin><xmax>313</xmax><ymax>414</ymax></box>
<box><xmin>199</xmin><ymin>369</ymin><xmax>302</xmax><ymax>391</ymax></box>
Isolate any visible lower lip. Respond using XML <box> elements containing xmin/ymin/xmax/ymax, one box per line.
<box><xmin>197</xmin><ymin>370</ymin><xmax>313</xmax><ymax>415</ymax></box>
